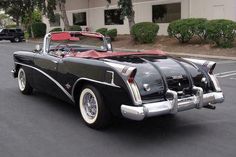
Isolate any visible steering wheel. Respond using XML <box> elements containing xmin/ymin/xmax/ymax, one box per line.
<box><xmin>54</xmin><ymin>43</ymin><xmax>72</xmax><ymax>53</ymax></box>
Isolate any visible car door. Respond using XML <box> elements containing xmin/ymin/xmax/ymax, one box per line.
<box><xmin>33</xmin><ymin>52</ymin><xmax>62</xmax><ymax>97</ymax></box>
<box><xmin>0</xmin><ymin>29</ymin><xmax>8</xmax><ymax>39</ymax></box>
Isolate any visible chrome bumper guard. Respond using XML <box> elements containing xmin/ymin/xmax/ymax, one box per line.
<box><xmin>121</xmin><ymin>88</ymin><xmax>224</xmax><ymax>121</ymax></box>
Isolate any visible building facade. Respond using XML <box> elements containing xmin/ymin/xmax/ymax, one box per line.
<box><xmin>43</xmin><ymin>0</ymin><xmax>236</xmax><ymax>35</ymax></box>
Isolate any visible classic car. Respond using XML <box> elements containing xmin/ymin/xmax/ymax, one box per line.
<box><xmin>12</xmin><ymin>31</ymin><xmax>224</xmax><ymax>129</ymax></box>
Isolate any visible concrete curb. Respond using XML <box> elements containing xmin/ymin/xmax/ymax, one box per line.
<box><xmin>27</xmin><ymin>40</ymin><xmax>236</xmax><ymax>60</ymax></box>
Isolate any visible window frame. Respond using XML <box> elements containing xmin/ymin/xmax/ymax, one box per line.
<box><xmin>152</xmin><ymin>2</ymin><xmax>181</xmax><ymax>24</ymax></box>
<box><xmin>104</xmin><ymin>8</ymin><xmax>124</xmax><ymax>25</ymax></box>
<box><xmin>72</xmin><ymin>12</ymin><xmax>87</xmax><ymax>26</ymax></box>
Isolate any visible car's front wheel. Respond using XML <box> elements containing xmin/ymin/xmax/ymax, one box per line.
<box><xmin>79</xmin><ymin>85</ymin><xmax>111</xmax><ymax>129</ymax></box>
<box><xmin>18</xmin><ymin>67</ymin><xmax>33</xmax><ymax>95</ymax></box>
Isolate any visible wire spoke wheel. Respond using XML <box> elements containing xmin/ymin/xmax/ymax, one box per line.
<box><xmin>80</xmin><ymin>88</ymin><xmax>99</xmax><ymax>124</ymax></box>
<box><xmin>79</xmin><ymin>85</ymin><xmax>111</xmax><ymax>129</ymax></box>
<box><xmin>18</xmin><ymin>68</ymin><xmax>26</xmax><ymax>91</ymax></box>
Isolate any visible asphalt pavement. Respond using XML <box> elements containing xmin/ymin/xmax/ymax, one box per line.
<box><xmin>0</xmin><ymin>41</ymin><xmax>236</xmax><ymax>157</ymax></box>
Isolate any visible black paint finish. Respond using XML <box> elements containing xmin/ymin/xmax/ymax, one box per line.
<box><xmin>13</xmin><ymin>50</ymin><xmax>212</xmax><ymax>117</ymax></box>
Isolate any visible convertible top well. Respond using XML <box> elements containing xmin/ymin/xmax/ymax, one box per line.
<box><xmin>65</xmin><ymin>49</ymin><xmax>166</xmax><ymax>59</ymax></box>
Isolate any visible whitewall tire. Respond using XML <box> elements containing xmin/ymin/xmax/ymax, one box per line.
<box><xmin>79</xmin><ymin>85</ymin><xmax>111</xmax><ymax>129</ymax></box>
<box><xmin>18</xmin><ymin>68</ymin><xmax>33</xmax><ymax>95</ymax></box>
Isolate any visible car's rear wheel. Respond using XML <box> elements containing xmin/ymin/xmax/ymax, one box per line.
<box><xmin>18</xmin><ymin>68</ymin><xmax>33</xmax><ymax>95</ymax></box>
<box><xmin>14</xmin><ymin>37</ymin><xmax>20</xmax><ymax>42</ymax></box>
<box><xmin>79</xmin><ymin>85</ymin><xmax>111</xmax><ymax>129</ymax></box>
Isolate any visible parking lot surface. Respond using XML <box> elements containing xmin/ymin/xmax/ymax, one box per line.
<box><xmin>0</xmin><ymin>41</ymin><xmax>236</xmax><ymax>157</ymax></box>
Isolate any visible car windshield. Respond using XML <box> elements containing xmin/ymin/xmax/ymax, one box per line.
<box><xmin>0</xmin><ymin>29</ymin><xmax>3</xmax><ymax>33</ymax></box>
<box><xmin>49</xmin><ymin>33</ymin><xmax>106</xmax><ymax>53</ymax></box>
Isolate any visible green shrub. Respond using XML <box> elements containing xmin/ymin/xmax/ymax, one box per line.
<box><xmin>96</xmin><ymin>28</ymin><xmax>108</xmax><ymax>36</ymax></box>
<box><xmin>5</xmin><ymin>24</ymin><xmax>17</xmax><ymax>28</ymax></box>
<box><xmin>68</xmin><ymin>25</ymin><xmax>82</xmax><ymax>31</ymax></box>
<box><xmin>106</xmin><ymin>29</ymin><xmax>117</xmax><ymax>41</ymax></box>
<box><xmin>24</xmin><ymin>32</ymin><xmax>30</xmax><ymax>40</ymax></box>
<box><xmin>168</xmin><ymin>18</ymin><xmax>198</xmax><ymax>43</ymax></box>
<box><xmin>206</xmin><ymin>19</ymin><xmax>236</xmax><ymax>48</ymax></box>
<box><xmin>191</xmin><ymin>18</ymin><xmax>208</xmax><ymax>41</ymax></box>
<box><xmin>131</xmin><ymin>22</ymin><xmax>159</xmax><ymax>43</ymax></box>
<box><xmin>50</xmin><ymin>27</ymin><xmax>62</xmax><ymax>32</ymax></box>
<box><xmin>31</xmin><ymin>22</ymin><xmax>47</xmax><ymax>38</ymax></box>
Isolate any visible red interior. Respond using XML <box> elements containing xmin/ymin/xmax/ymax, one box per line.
<box><xmin>65</xmin><ymin>49</ymin><xmax>166</xmax><ymax>59</ymax></box>
<box><xmin>51</xmin><ymin>32</ymin><xmax>80</xmax><ymax>41</ymax></box>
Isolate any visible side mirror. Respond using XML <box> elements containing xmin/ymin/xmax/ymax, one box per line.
<box><xmin>34</xmin><ymin>44</ymin><xmax>42</xmax><ymax>53</ymax></box>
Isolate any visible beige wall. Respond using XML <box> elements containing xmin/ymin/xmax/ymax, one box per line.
<box><xmin>43</xmin><ymin>0</ymin><xmax>236</xmax><ymax>35</ymax></box>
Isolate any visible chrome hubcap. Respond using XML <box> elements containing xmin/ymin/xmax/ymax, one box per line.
<box><xmin>18</xmin><ymin>69</ymin><xmax>26</xmax><ymax>91</ymax></box>
<box><xmin>83</xmin><ymin>92</ymin><xmax>97</xmax><ymax>119</ymax></box>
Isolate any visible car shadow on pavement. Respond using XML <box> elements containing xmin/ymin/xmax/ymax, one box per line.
<box><xmin>32</xmin><ymin>90</ymin><xmax>207</xmax><ymax>144</ymax></box>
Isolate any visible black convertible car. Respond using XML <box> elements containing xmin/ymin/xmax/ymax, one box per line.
<box><xmin>12</xmin><ymin>31</ymin><xmax>224</xmax><ymax>129</ymax></box>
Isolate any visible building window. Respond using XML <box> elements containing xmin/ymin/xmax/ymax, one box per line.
<box><xmin>105</xmin><ymin>9</ymin><xmax>124</xmax><ymax>25</ymax></box>
<box><xmin>152</xmin><ymin>3</ymin><xmax>181</xmax><ymax>23</ymax></box>
<box><xmin>73</xmin><ymin>12</ymin><xmax>87</xmax><ymax>26</ymax></box>
<box><xmin>50</xmin><ymin>14</ymin><xmax>61</xmax><ymax>27</ymax></box>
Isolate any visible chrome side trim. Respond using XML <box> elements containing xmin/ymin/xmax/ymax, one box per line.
<box><xmin>15</xmin><ymin>62</ymin><xmax>121</xmax><ymax>103</ymax></box>
<box><xmin>71</xmin><ymin>77</ymin><xmax>120</xmax><ymax>101</ymax></box>
<box><xmin>15</xmin><ymin>62</ymin><xmax>75</xmax><ymax>102</ymax></box>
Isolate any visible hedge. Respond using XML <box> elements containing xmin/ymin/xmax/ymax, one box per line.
<box><xmin>131</xmin><ymin>22</ymin><xmax>159</xmax><ymax>43</ymax></box>
<box><xmin>206</xmin><ymin>19</ymin><xmax>236</xmax><ymax>48</ymax></box>
<box><xmin>96</xmin><ymin>28</ymin><xmax>108</xmax><ymax>36</ymax></box>
<box><xmin>68</xmin><ymin>25</ymin><xmax>82</xmax><ymax>31</ymax></box>
<box><xmin>31</xmin><ymin>22</ymin><xmax>47</xmax><ymax>38</ymax></box>
<box><xmin>191</xmin><ymin>18</ymin><xmax>208</xmax><ymax>41</ymax></box>
<box><xmin>167</xmin><ymin>18</ymin><xmax>197</xmax><ymax>43</ymax></box>
<box><xmin>106</xmin><ymin>29</ymin><xmax>117</xmax><ymax>41</ymax></box>
<box><xmin>50</xmin><ymin>27</ymin><xmax>62</xmax><ymax>32</ymax></box>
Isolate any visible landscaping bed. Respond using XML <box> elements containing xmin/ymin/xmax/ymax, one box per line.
<box><xmin>112</xmin><ymin>35</ymin><xmax>236</xmax><ymax>57</ymax></box>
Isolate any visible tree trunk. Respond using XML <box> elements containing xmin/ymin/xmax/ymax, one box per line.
<box><xmin>127</xmin><ymin>10</ymin><xmax>135</xmax><ymax>32</ymax></box>
<box><xmin>28</xmin><ymin>14</ymin><xmax>34</xmax><ymax>38</ymax></box>
<box><xmin>15</xmin><ymin>17</ymin><xmax>20</xmax><ymax>27</ymax></box>
<box><xmin>58</xmin><ymin>1</ymin><xmax>70</xmax><ymax>31</ymax></box>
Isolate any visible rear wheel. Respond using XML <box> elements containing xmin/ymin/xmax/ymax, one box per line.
<box><xmin>14</xmin><ymin>37</ymin><xmax>20</xmax><ymax>42</ymax></box>
<box><xmin>18</xmin><ymin>68</ymin><xmax>33</xmax><ymax>95</ymax></box>
<box><xmin>79</xmin><ymin>85</ymin><xmax>111</xmax><ymax>129</ymax></box>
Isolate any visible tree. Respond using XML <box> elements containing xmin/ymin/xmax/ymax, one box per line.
<box><xmin>0</xmin><ymin>0</ymin><xmax>46</xmax><ymax>38</ymax></box>
<box><xmin>0</xmin><ymin>0</ymin><xmax>24</xmax><ymax>26</ymax></box>
<box><xmin>107</xmin><ymin>0</ymin><xmax>135</xmax><ymax>31</ymax></box>
<box><xmin>46</xmin><ymin>0</ymin><xmax>70</xmax><ymax>31</ymax></box>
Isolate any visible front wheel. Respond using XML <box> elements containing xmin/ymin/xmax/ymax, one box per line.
<box><xmin>79</xmin><ymin>85</ymin><xmax>111</xmax><ymax>129</ymax></box>
<box><xmin>18</xmin><ymin>68</ymin><xmax>33</xmax><ymax>95</ymax></box>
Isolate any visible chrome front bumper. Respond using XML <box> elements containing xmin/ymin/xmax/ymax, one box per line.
<box><xmin>121</xmin><ymin>91</ymin><xmax>224</xmax><ymax>121</ymax></box>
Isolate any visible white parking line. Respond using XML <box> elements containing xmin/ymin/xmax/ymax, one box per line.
<box><xmin>230</xmin><ymin>78</ymin><xmax>236</xmax><ymax>80</ymax></box>
<box><xmin>217</xmin><ymin>73</ymin><xmax>236</xmax><ymax>78</ymax></box>
<box><xmin>217</xmin><ymin>60</ymin><xmax>236</xmax><ymax>64</ymax></box>
<box><xmin>215</xmin><ymin>70</ymin><xmax>236</xmax><ymax>76</ymax></box>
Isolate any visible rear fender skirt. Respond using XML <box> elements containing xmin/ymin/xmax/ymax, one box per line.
<box><xmin>14</xmin><ymin>62</ymin><xmax>120</xmax><ymax>103</ymax></box>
